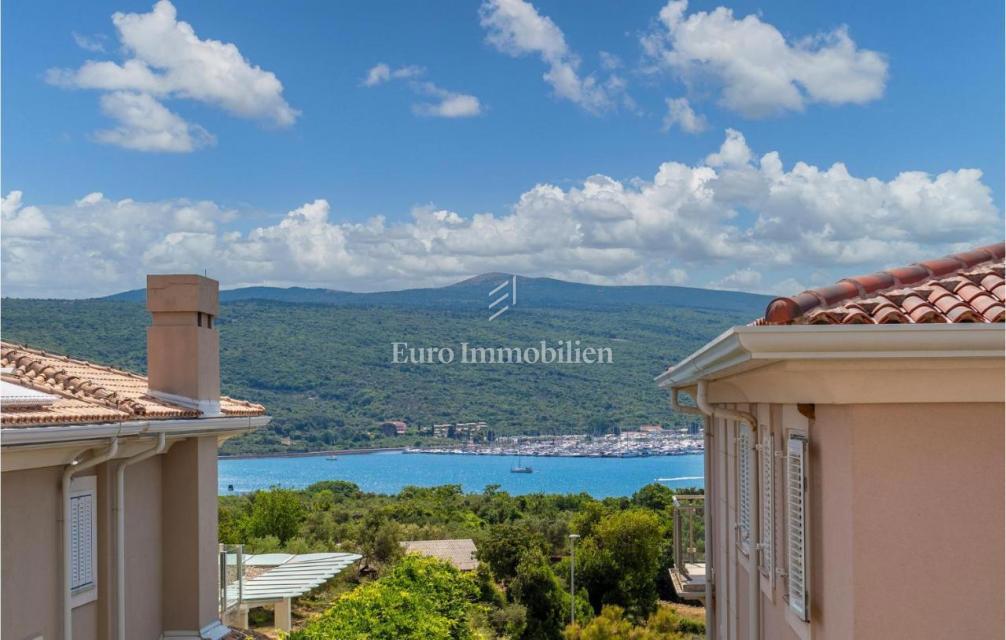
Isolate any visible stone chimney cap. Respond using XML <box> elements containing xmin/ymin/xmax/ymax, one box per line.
<box><xmin>146</xmin><ymin>274</ymin><xmax>219</xmax><ymax>315</ymax></box>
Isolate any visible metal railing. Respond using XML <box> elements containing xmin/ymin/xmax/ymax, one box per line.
<box><xmin>672</xmin><ymin>495</ymin><xmax>705</xmax><ymax>576</ymax></box>
<box><xmin>219</xmin><ymin>543</ymin><xmax>244</xmax><ymax>616</ymax></box>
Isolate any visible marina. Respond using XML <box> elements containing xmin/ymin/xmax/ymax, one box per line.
<box><xmin>405</xmin><ymin>430</ymin><xmax>704</xmax><ymax>458</ymax></box>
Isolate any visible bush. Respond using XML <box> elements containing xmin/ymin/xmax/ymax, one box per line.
<box><xmin>289</xmin><ymin>555</ymin><xmax>478</xmax><ymax>640</ymax></box>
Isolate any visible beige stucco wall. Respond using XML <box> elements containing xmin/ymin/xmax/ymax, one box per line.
<box><xmin>1</xmin><ymin>435</ymin><xmax>223</xmax><ymax>640</ymax></box>
<box><xmin>161</xmin><ymin>435</ymin><xmax>221</xmax><ymax>633</ymax></box>
<box><xmin>126</xmin><ymin>455</ymin><xmax>165</xmax><ymax>640</ymax></box>
<box><xmin>706</xmin><ymin>400</ymin><xmax>1004</xmax><ymax>640</ymax></box>
<box><xmin>2</xmin><ymin>465</ymin><xmax>63</xmax><ymax>640</ymax></box>
<box><xmin>821</xmin><ymin>402</ymin><xmax>1005</xmax><ymax>639</ymax></box>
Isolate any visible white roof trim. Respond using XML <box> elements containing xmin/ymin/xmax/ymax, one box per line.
<box><xmin>656</xmin><ymin>323</ymin><xmax>1005</xmax><ymax>389</ymax></box>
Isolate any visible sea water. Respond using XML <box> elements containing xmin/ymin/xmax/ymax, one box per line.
<box><xmin>219</xmin><ymin>451</ymin><xmax>704</xmax><ymax>497</ymax></box>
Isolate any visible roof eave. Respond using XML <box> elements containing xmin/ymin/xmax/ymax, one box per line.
<box><xmin>655</xmin><ymin>323</ymin><xmax>1005</xmax><ymax>389</ymax></box>
<box><xmin>0</xmin><ymin>414</ymin><xmax>272</xmax><ymax>447</ymax></box>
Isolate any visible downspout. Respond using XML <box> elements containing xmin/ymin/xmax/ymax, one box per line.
<box><xmin>671</xmin><ymin>387</ymin><xmax>715</xmax><ymax>640</ymax></box>
<box><xmin>115</xmin><ymin>433</ymin><xmax>167</xmax><ymax>640</ymax></box>
<box><xmin>62</xmin><ymin>437</ymin><xmax>119</xmax><ymax>640</ymax></box>
<box><xmin>695</xmin><ymin>380</ymin><xmax>761</xmax><ymax>640</ymax></box>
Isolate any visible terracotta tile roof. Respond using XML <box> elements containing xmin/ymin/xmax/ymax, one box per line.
<box><xmin>1</xmin><ymin>342</ymin><xmax>265</xmax><ymax>427</ymax></box>
<box><xmin>759</xmin><ymin>243</ymin><xmax>1006</xmax><ymax>325</ymax></box>
<box><xmin>401</xmin><ymin>538</ymin><xmax>479</xmax><ymax>571</ymax></box>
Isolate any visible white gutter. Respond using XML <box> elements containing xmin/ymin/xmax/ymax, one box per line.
<box><xmin>692</xmin><ymin>382</ymin><xmax>760</xmax><ymax>640</ymax></box>
<box><xmin>62</xmin><ymin>437</ymin><xmax>119</xmax><ymax>640</ymax></box>
<box><xmin>1</xmin><ymin>415</ymin><xmax>271</xmax><ymax>447</ymax></box>
<box><xmin>670</xmin><ymin>387</ymin><xmax>715</xmax><ymax>640</ymax></box>
<box><xmin>656</xmin><ymin>323</ymin><xmax>1004</xmax><ymax>389</ymax></box>
<box><xmin>115</xmin><ymin>432</ymin><xmax>167</xmax><ymax>640</ymax></box>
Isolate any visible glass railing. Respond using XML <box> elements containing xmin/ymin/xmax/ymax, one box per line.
<box><xmin>219</xmin><ymin>543</ymin><xmax>244</xmax><ymax>616</ymax></box>
<box><xmin>672</xmin><ymin>495</ymin><xmax>705</xmax><ymax>576</ymax></box>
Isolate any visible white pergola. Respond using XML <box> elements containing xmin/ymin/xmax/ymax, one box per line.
<box><xmin>225</xmin><ymin>552</ymin><xmax>362</xmax><ymax>631</ymax></box>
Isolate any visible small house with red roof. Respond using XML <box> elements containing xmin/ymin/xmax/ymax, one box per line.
<box><xmin>657</xmin><ymin>243</ymin><xmax>1004</xmax><ymax>640</ymax></box>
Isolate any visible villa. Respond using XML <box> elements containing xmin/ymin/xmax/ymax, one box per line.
<box><xmin>1</xmin><ymin>275</ymin><xmax>269</xmax><ymax>640</ymax></box>
<box><xmin>658</xmin><ymin>243</ymin><xmax>1005</xmax><ymax>640</ymax></box>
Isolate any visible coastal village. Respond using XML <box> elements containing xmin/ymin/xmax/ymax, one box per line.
<box><xmin>406</xmin><ymin>429</ymin><xmax>704</xmax><ymax>458</ymax></box>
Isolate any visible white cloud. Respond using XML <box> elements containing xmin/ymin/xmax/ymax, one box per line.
<box><xmin>479</xmin><ymin>0</ymin><xmax>622</xmax><ymax>113</ymax></box>
<box><xmin>411</xmin><ymin>83</ymin><xmax>484</xmax><ymax>118</ymax></box>
<box><xmin>1</xmin><ymin>191</ymin><xmax>53</xmax><ymax>239</ymax></box>
<box><xmin>643</xmin><ymin>0</ymin><xmax>888</xmax><ymax>118</ymax></box>
<box><xmin>72</xmin><ymin>32</ymin><xmax>107</xmax><ymax>53</ymax></box>
<box><xmin>93</xmin><ymin>91</ymin><xmax>215</xmax><ymax>152</ymax></box>
<box><xmin>662</xmin><ymin>97</ymin><xmax>706</xmax><ymax>133</ymax></box>
<box><xmin>2</xmin><ymin>130</ymin><xmax>999</xmax><ymax>297</ymax></box>
<box><xmin>47</xmin><ymin>0</ymin><xmax>296</xmax><ymax>152</ymax></box>
<box><xmin>363</xmin><ymin>63</ymin><xmax>425</xmax><ymax>87</ymax></box>
<box><xmin>75</xmin><ymin>192</ymin><xmax>105</xmax><ymax>207</ymax></box>
<box><xmin>364</xmin><ymin>65</ymin><xmax>483</xmax><ymax>118</ymax></box>
<box><xmin>710</xmin><ymin>268</ymin><xmax>761</xmax><ymax>291</ymax></box>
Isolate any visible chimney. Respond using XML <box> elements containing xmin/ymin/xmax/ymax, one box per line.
<box><xmin>146</xmin><ymin>274</ymin><xmax>221</xmax><ymax>416</ymax></box>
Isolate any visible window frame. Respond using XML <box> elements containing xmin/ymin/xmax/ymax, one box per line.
<box><xmin>69</xmin><ymin>475</ymin><xmax>99</xmax><ymax>608</ymax></box>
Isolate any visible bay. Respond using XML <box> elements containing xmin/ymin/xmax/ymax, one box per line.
<box><xmin>218</xmin><ymin>451</ymin><xmax>704</xmax><ymax>497</ymax></box>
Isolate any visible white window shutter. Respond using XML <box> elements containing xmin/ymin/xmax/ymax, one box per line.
<box><xmin>760</xmin><ymin>428</ymin><xmax>773</xmax><ymax>576</ymax></box>
<box><xmin>69</xmin><ymin>492</ymin><xmax>96</xmax><ymax>591</ymax></box>
<box><xmin>737</xmin><ymin>423</ymin><xmax>752</xmax><ymax>553</ymax></box>
<box><xmin>786</xmin><ymin>434</ymin><xmax>808</xmax><ymax>620</ymax></box>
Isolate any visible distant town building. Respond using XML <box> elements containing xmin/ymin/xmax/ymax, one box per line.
<box><xmin>401</xmin><ymin>539</ymin><xmax>479</xmax><ymax>571</ymax></box>
<box><xmin>380</xmin><ymin>420</ymin><xmax>408</xmax><ymax>436</ymax></box>
<box><xmin>431</xmin><ymin>421</ymin><xmax>487</xmax><ymax>439</ymax></box>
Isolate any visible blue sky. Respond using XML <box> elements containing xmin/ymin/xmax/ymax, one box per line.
<box><xmin>2</xmin><ymin>0</ymin><xmax>1003</xmax><ymax>297</ymax></box>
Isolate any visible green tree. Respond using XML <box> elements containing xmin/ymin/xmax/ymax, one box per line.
<box><xmin>477</xmin><ymin>522</ymin><xmax>548</xmax><ymax>583</ymax></box>
<box><xmin>580</xmin><ymin>510</ymin><xmax>664</xmax><ymax>619</ymax></box>
<box><xmin>510</xmin><ymin>551</ymin><xmax>567</xmax><ymax>640</ymax></box>
<box><xmin>247</xmin><ymin>488</ymin><xmax>304</xmax><ymax>544</ymax></box>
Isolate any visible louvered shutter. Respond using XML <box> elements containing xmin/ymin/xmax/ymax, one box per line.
<box><xmin>737</xmin><ymin>423</ymin><xmax>752</xmax><ymax>553</ymax></box>
<box><xmin>760</xmin><ymin>428</ymin><xmax>773</xmax><ymax>576</ymax></box>
<box><xmin>70</xmin><ymin>492</ymin><xmax>95</xmax><ymax>590</ymax></box>
<box><xmin>786</xmin><ymin>434</ymin><xmax>808</xmax><ymax>620</ymax></box>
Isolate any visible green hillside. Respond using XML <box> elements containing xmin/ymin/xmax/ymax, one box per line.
<box><xmin>2</xmin><ymin>280</ymin><xmax>764</xmax><ymax>454</ymax></box>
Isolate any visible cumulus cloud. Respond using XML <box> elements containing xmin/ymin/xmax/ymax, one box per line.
<box><xmin>363</xmin><ymin>64</ymin><xmax>483</xmax><ymax>118</ymax></box>
<box><xmin>93</xmin><ymin>91</ymin><xmax>215</xmax><ymax>152</ymax></box>
<box><xmin>710</xmin><ymin>267</ymin><xmax>761</xmax><ymax>291</ymax></box>
<box><xmin>479</xmin><ymin>0</ymin><xmax>624</xmax><ymax>113</ymax></box>
<box><xmin>642</xmin><ymin>0</ymin><xmax>888</xmax><ymax>118</ymax></box>
<box><xmin>72</xmin><ymin>32</ymin><xmax>107</xmax><ymax>53</ymax></box>
<box><xmin>47</xmin><ymin>0</ymin><xmax>297</xmax><ymax>151</ymax></box>
<box><xmin>2</xmin><ymin>130</ymin><xmax>999</xmax><ymax>298</ymax></box>
<box><xmin>662</xmin><ymin>97</ymin><xmax>706</xmax><ymax>133</ymax></box>
<box><xmin>363</xmin><ymin>63</ymin><xmax>425</xmax><ymax>87</ymax></box>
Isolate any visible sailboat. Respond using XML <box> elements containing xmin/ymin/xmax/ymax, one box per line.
<box><xmin>510</xmin><ymin>451</ymin><xmax>533</xmax><ymax>473</ymax></box>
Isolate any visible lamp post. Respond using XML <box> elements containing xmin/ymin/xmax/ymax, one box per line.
<box><xmin>568</xmin><ymin>533</ymin><xmax>580</xmax><ymax>626</ymax></box>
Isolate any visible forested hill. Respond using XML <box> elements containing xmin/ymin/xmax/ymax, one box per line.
<box><xmin>3</xmin><ymin>276</ymin><xmax>770</xmax><ymax>454</ymax></box>
<box><xmin>101</xmin><ymin>272</ymin><xmax>771</xmax><ymax>314</ymax></box>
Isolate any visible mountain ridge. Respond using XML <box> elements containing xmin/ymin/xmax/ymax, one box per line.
<box><xmin>93</xmin><ymin>273</ymin><xmax>772</xmax><ymax>315</ymax></box>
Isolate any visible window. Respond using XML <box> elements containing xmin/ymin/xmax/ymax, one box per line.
<box><xmin>759</xmin><ymin>427</ymin><xmax>774</xmax><ymax>577</ymax></box>
<box><xmin>69</xmin><ymin>478</ymin><xmax>98</xmax><ymax>602</ymax></box>
<box><xmin>786</xmin><ymin>433</ymin><xmax>808</xmax><ymax>621</ymax></box>
<box><xmin>737</xmin><ymin>423</ymin><xmax>752</xmax><ymax>553</ymax></box>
